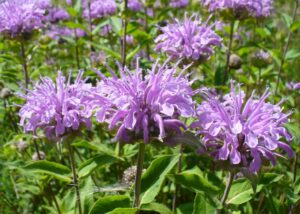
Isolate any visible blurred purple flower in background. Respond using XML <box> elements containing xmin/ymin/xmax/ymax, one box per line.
<box><xmin>200</xmin><ymin>0</ymin><xmax>274</xmax><ymax>19</ymax></box>
<box><xmin>170</xmin><ymin>0</ymin><xmax>189</xmax><ymax>8</ymax></box>
<box><xmin>128</xmin><ymin>0</ymin><xmax>143</xmax><ymax>11</ymax></box>
<box><xmin>191</xmin><ymin>82</ymin><xmax>293</xmax><ymax>172</ymax></box>
<box><xmin>18</xmin><ymin>71</ymin><xmax>92</xmax><ymax>139</ymax></box>
<box><xmin>83</xmin><ymin>0</ymin><xmax>117</xmax><ymax>20</ymax></box>
<box><xmin>89</xmin><ymin>59</ymin><xmax>196</xmax><ymax>143</ymax></box>
<box><xmin>46</xmin><ymin>26</ymin><xmax>86</xmax><ymax>40</ymax></box>
<box><xmin>0</xmin><ymin>0</ymin><xmax>51</xmax><ymax>38</ymax></box>
<box><xmin>47</xmin><ymin>7</ymin><xmax>70</xmax><ymax>23</ymax></box>
<box><xmin>286</xmin><ymin>82</ymin><xmax>300</xmax><ymax>90</ymax></box>
<box><xmin>155</xmin><ymin>14</ymin><xmax>222</xmax><ymax>62</ymax></box>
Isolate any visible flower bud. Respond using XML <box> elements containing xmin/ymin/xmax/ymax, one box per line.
<box><xmin>32</xmin><ymin>151</ymin><xmax>46</xmax><ymax>161</ymax></box>
<box><xmin>229</xmin><ymin>54</ymin><xmax>242</xmax><ymax>70</ymax></box>
<box><xmin>251</xmin><ymin>50</ymin><xmax>272</xmax><ymax>68</ymax></box>
<box><xmin>16</xmin><ymin>140</ymin><xmax>28</xmax><ymax>153</ymax></box>
<box><xmin>0</xmin><ymin>88</ymin><xmax>12</xmax><ymax>99</ymax></box>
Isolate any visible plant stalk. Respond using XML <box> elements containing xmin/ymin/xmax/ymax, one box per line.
<box><xmin>223</xmin><ymin>20</ymin><xmax>235</xmax><ymax>85</ymax></box>
<box><xmin>172</xmin><ymin>144</ymin><xmax>184</xmax><ymax>211</ymax></box>
<box><xmin>133</xmin><ymin>142</ymin><xmax>146</xmax><ymax>209</ymax></box>
<box><xmin>20</xmin><ymin>41</ymin><xmax>29</xmax><ymax>90</ymax></box>
<box><xmin>275</xmin><ymin>0</ymin><xmax>299</xmax><ymax>94</ymax></box>
<box><xmin>121</xmin><ymin>0</ymin><xmax>128</xmax><ymax>67</ymax></box>
<box><xmin>67</xmin><ymin>140</ymin><xmax>82</xmax><ymax>214</ymax></box>
<box><xmin>220</xmin><ymin>171</ymin><xmax>234</xmax><ymax>208</ymax></box>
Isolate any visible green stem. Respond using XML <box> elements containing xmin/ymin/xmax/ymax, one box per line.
<box><xmin>74</xmin><ymin>29</ymin><xmax>80</xmax><ymax>70</ymax></box>
<box><xmin>121</xmin><ymin>0</ymin><xmax>128</xmax><ymax>67</ymax></box>
<box><xmin>133</xmin><ymin>142</ymin><xmax>146</xmax><ymax>209</ymax></box>
<box><xmin>220</xmin><ymin>171</ymin><xmax>234</xmax><ymax>209</ymax></box>
<box><xmin>20</xmin><ymin>41</ymin><xmax>29</xmax><ymax>90</ymax></box>
<box><xmin>258</xmin><ymin>68</ymin><xmax>262</xmax><ymax>95</ymax></box>
<box><xmin>172</xmin><ymin>144</ymin><xmax>183</xmax><ymax>211</ymax></box>
<box><xmin>67</xmin><ymin>140</ymin><xmax>82</xmax><ymax>214</ymax></box>
<box><xmin>275</xmin><ymin>0</ymin><xmax>299</xmax><ymax>94</ymax></box>
<box><xmin>223</xmin><ymin>20</ymin><xmax>235</xmax><ymax>85</ymax></box>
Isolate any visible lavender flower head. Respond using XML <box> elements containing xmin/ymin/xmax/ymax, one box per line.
<box><xmin>18</xmin><ymin>71</ymin><xmax>92</xmax><ymax>139</ymax></box>
<box><xmin>128</xmin><ymin>0</ymin><xmax>143</xmax><ymax>11</ymax></box>
<box><xmin>200</xmin><ymin>0</ymin><xmax>274</xmax><ymax>19</ymax></box>
<box><xmin>89</xmin><ymin>59</ymin><xmax>196</xmax><ymax>143</ymax></box>
<box><xmin>155</xmin><ymin>15</ymin><xmax>222</xmax><ymax>63</ymax></box>
<box><xmin>83</xmin><ymin>0</ymin><xmax>117</xmax><ymax>20</ymax></box>
<box><xmin>191</xmin><ymin>82</ymin><xmax>293</xmax><ymax>172</ymax></box>
<box><xmin>170</xmin><ymin>0</ymin><xmax>189</xmax><ymax>8</ymax></box>
<box><xmin>46</xmin><ymin>26</ymin><xmax>86</xmax><ymax>40</ymax></box>
<box><xmin>0</xmin><ymin>0</ymin><xmax>51</xmax><ymax>38</ymax></box>
<box><xmin>47</xmin><ymin>7</ymin><xmax>70</xmax><ymax>23</ymax></box>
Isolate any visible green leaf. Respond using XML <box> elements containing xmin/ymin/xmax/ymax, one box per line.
<box><xmin>140</xmin><ymin>155</ymin><xmax>179</xmax><ymax>205</ymax></box>
<box><xmin>107</xmin><ymin>208</ymin><xmax>138</xmax><ymax>214</ymax></box>
<box><xmin>78</xmin><ymin>154</ymin><xmax>117</xmax><ymax>178</ymax></box>
<box><xmin>141</xmin><ymin>202</ymin><xmax>172</xmax><ymax>214</ymax></box>
<box><xmin>126</xmin><ymin>45</ymin><xmax>141</xmax><ymax>63</ymax></box>
<box><xmin>24</xmin><ymin>160</ymin><xmax>71</xmax><ymax>182</ymax></box>
<box><xmin>281</xmin><ymin>13</ymin><xmax>292</xmax><ymax>28</ymax></box>
<box><xmin>226</xmin><ymin>179</ymin><xmax>254</xmax><ymax>205</ymax></box>
<box><xmin>109</xmin><ymin>16</ymin><xmax>122</xmax><ymax>35</ymax></box>
<box><xmin>89</xmin><ymin>195</ymin><xmax>130</xmax><ymax>214</ymax></box>
<box><xmin>258</xmin><ymin>173</ymin><xmax>284</xmax><ymax>186</ymax></box>
<box><xmin>193</xmin><ymin>193</ymin><xmax>219</xmax><ymax>214</ymax></box>
<box><xmin>92</xmin><ymin>43</ymin><xmax>121</xmax><ymax>60</ymax></box>
<box><xmin>286</xmin><ymin>49</ymin><xmax>300</xmax><ymax>60</ymax></box>
<box><xmin>168</xmin><ymin>167</ymin><xmax>219</xmax><ymax>194</ymax></box>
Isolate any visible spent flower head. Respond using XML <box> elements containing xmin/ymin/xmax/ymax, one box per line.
<box><xmin>18</xmin><ymin>71</ymin><xmax>92</xmax><ymax>140</ymax></box>
<box><xmin>89</xmin><ymin>59</ymin><xmax>196</xmax><ymax>143</ymax></box>
<box><xmin>191</xmin><ymin>82</ymin><xmax>293</xmax><ymax>172</ymax></box>
<box><xmin>155</xmin><ymin>14</ymin><xmax>222</xmax><ymax>63</ymax></box>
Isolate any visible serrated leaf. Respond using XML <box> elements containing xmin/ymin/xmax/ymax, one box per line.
<box><xmin>89</xmin><ymin>195</ymin><xmax>130</xmax><ymax>214</ymax></box>
<box><xmin>140</xmin><ymin>155</ymin><xmax>179</xmax><ymax>205</ymax></box>
<box><xmin>25</xmin><ymin>160</ymin><xmax>71</xmax><ymax>182</ymax></box>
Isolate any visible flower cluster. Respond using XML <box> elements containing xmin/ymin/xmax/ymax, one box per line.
<box><xmin>155</xmin><ymin>15</ymin><xmax>222</xmax><ymax>63</ymax></box>
<box><xmin>200</xmin><ymin>0</ymin><xmax>274</xmax><ymax>19</ymax></box>
<box><xmin>0</xmin><ymin>0</ymin><xmax>51</xmax><ymax>38</ymax></box>
<box><xmin>47</xmin><ymin>26</ymin><xmax>86</xmax><ymax>40</ymax></box>
<box><xmin>47</xmin><ymin>7</ymin><xmax>70</xmax><ymax>23</ymax></box>
<box><xmin>191</xmin><ymin>83</ymin><xmax>293</xmax><ymax>172</ymax></box>
<box><xmin>18</xmin><ymin>71</ymin><xmax>92</xmax><ymax>139</ymax></box>
<box><xmin>170</xmin><ymin>0</ymin><xmax>189</xmax><ymax>8</ymax></box>
<box><xmin>89</xmin><ymin>60</ymin><xmax>196</xmax><ymax>143</ymax></box>
<box><xmin>128</xmin><ymin>0</ymin><xmax>143</xmax><ymax>11</ymax></box>
<box><xmin>83</xmin><ymin>0</ymin><xmax>117</xmax><ymax>20</ymax></box>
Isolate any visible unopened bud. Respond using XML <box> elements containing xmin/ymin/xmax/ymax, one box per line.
<box><xmin>251</xmin><ymin>50</ymin><xmax>272</xmax><ymax>68</ymax></box>
<box><xmin>32</xmin><ymin>151</ymin><xmax>46</xmax><ymax>161</ymax></box>
<box><xmin>229</xmin><ymin>54</ymin><xmax>242</xmax><ymax>69</ymax></box>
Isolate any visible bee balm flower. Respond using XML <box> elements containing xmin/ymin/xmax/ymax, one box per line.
<box><xmin>155</xmin><ymin>15</ymin><xmax>222</xmax><ymax>63</ymax></box>
<box><xmin>0</xmin><ymin>0</ymin><xmax>51</xmax><ymax>39</ymax></box>
<box><xmin>90</xmin><ymin>59</ymin><xmax>196</xmax><ymax>143</ymax></box>
<box><xmin>200</xmin><ymin>0</ymin><xmax>274</xmax><ymax>19</ymax></box>
<box><xmin>18</xmin><ymin>71</ymin><xmax>92</xmax><ymax>139</ymax></box>
<box><xmin>191</xmin><ymin>82</ymin><xmax>293</xmax><ymax>172</ymax></box>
